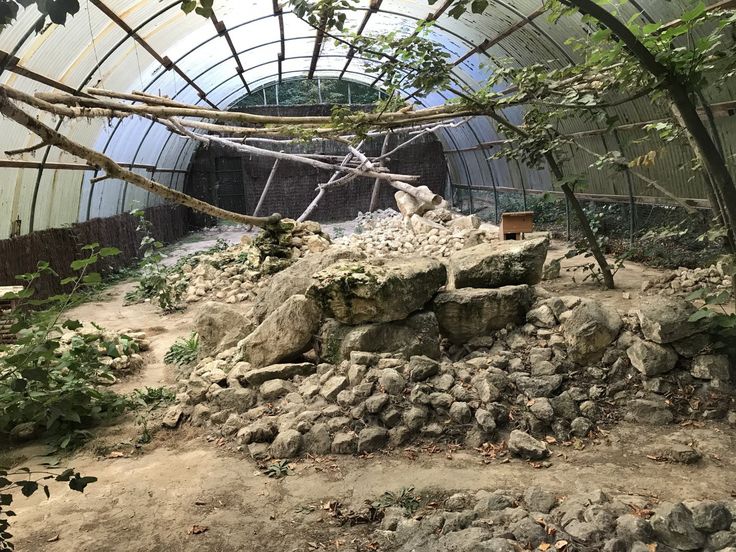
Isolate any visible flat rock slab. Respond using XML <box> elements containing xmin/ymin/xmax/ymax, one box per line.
<box><xmin>308</xmin><ymin>257</ymin><xmax>447</xmax><ymax>325</ymax></box>
<box><xmin>241</xmin><ymin>294</ymin><xmax>322</xmax><ymax>368</ymax></box>
<box><xmin>433</xmin><ymin>285</ymin><xmax>533</xmax><ymax>345</ymax></box>
<box><xmin>448</xmin><ymin>236</ymin><xmax>548</xmax><ymax>289</ymax></box>
<box><xmin>243</xmin><ymin>362</ymin><xmax>317</xmax><ymax>386</ymax></box>
<box><xmin>319</xmin><ymin>311</ymin><xmax>440</xmax><ymax>363</ymax></box>
<box><xmin>637</xmin><ymin>297</ymin><xmax>699</xmax><ymax>344</ymax></box>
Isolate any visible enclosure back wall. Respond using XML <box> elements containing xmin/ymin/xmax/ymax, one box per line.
<box><xmin>186</xmin><ymin>105</ymin><xmax>447</xmax><ymax>222</ymax></box>
<box><xmin>1</xmin><ymin>0</ymin><xmax>735</xmax><ymax>240</ymax></box>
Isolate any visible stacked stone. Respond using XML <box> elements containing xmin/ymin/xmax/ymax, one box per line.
<box><xmin>644</xmin><ymin>261</ymin><xmax>734</xmax><ymax>298</ymax></box>
<box><xmin>374</xmin><ymin>487</ymin><xmax>736</xmax><ymax>552</ymax></box>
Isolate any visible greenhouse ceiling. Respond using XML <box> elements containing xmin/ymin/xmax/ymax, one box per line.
<box><xmin>0</xmin><ymin>0</ymin><xmax>734</xmax><ymax>239</ymax></box>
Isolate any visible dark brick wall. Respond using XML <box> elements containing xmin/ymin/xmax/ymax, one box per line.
<box><xmin>184</xmin><ymin>105</ymin><xmax>448</xmax><ymax>222</ymax></box>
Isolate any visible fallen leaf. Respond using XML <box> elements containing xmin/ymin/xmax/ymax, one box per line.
<box><xmin>555</xmin><ymin>540</ymin><xmax>569</xmax><ymax>550</ymax></box>
<box><xmin>47</xmin><ymin>535</ymin><xmax>60</xmax><ymax>543</ymax></box>
<box><xmin>188</xmin><ymin>524</ymin><xmax>208</xmax><ymax>535</ymax></box>
<box><xmin>539</xmin><ymin>543</ymin><xmax>551</xmax><ymax>551</ymax></box>
<box><xmin>106</xmin><ymin>451</ymin><xmax>125</xmax><ymax>459</ymax></box>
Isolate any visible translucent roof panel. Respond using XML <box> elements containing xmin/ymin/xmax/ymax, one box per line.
<box><xmin>0</xmin><ymin>0</ymin><xmax>727</xmax><ymax>238</ymax></box>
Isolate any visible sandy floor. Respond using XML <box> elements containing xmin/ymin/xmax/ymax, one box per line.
<box><xmin>6</xmin><ymin>228</ymin><xmax>736</xmax><ymax>552</ymax></box>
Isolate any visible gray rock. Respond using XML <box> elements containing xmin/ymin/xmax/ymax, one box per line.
<box><xmin>513</xmin><ymin>374</ymin><xmax>563</xmax><ymax>398</ymax></box>
<box><xmin>308</xmin><ymin>257</ymin><xmax>447</xmax><ymax>325</ymax></box>
<box><xmin>448</xmin><ymin>236</ymin><xmax>549</xmax><ymax>288</ymax></box>
<box><xmin>523</xmin><ymin>486</ymin><xmax>557</xmax><ymax>513</ymax></box>
<box><xmin>365</xmin><ymin>393</ymin><xmax>390</xmax><ymax>414</ymax></box>
<box><xmin>194</xmin><ymin>301</ymin><xmax>256</xmax><ymax>358</ymax></box>
<box><xmin>162</xmin><ymin>405</ymin><xmax>183</xmax><ymax>428</ymax></box>
<box><xmin>690</xmin><ymin>501</ymin><xmax>732</xmax><ymax>533</ymax></box>
<box><xmin>251</xmin><ymin>246</ymin><xmax>364</xmax><ymax>323</ymax></box>
<box><xmin>602</xmin><ymin>538</ymin><xmax>628</xmax><ymax>552</ymax></box>
<box><xmin>672</xmin><ymin>333</ymin><xmax>712</xmax><ymax>358</ymax></box>
<box><xmin>638</xmin><ymin>297</ymin><xmax>699</xmax><ymax>344</ymax></box>
<box><xmin>708</xmin><ymin>530</ymin><xmax>736</xmax><ymax>550</ymax></box>
<box><xmin>331</xmin><ymin>432</ymin><xmax>357</xmax><ymax>454</ymax></box>
<box><xmin>380</xmin><ymin>406</ymin><xmax>402</xmax><ymax>427</ymax></box>
<box><xmin>243</xmin><ymin>362</ymin><xmax>317</xmax><ymax>386</ymax></box>
<box><xmin>303</xmin><ymin>423</ymin><xmax>331</xmax><ymax>455</ymax></box>
<box><xmin>320</xmin><ymin>375</ymin><xmax>348</xmax><ymax>401</ymax></box>
<box><xmin>190</xmin><ymin>403</ymin><xmax>211</xmax><ymax>426</ymax></box>
<box><xmin>527</xmin><ymin>304</ymin><xmax>558</xmax><ymax>328</ymax></box>
<box><xmin>350</xmin><ymin>351</ymin><xmax>379</xmax><ymax>366</ymax></box>
<box><xmin>433</xmin><ymin>285</ymin><xmax>533</xmax><ymax>345</ymax></box>
<box><xmin>408</xmin><ymin>355</ymin><xmax>440</xmax><ymax>381</ymax></box>
<box><xmin>616</xmin><ymin>513</ymin><xmax>653</xmax><ymax>542</ymax></box>
<box><xmin>379</xmin><ymin>368</ymin><xmax>406</xmax><ymax>395</ymax></box>
<box><xmin>507</xmin><ymin>429</ymin><xmax>549</xmax><ymax>460</ymax></box>
<box><xmin>357</xmin><ymin>426</ymin><xmax>389</xmax><ymax>452</ymax></box>
<box><xmin>241</xmin><ymin>294</ymin><xmax>322</xmax><ymax>367</ymax></box>
<box><xmin>247</xmin><ymin>442</ymin><xmax>270</xmax><ymax>461</ymax></box>
<box><xmin>429</xmin><ymin>392</ymin><xmax>454</xmax><ymax>410</ymax></box>
<box><xmin>691</xmin><ymin>354</ymin><xmax>731</xmax><ymax>381</ymax></box>
<box><xmin>651</xmin><ymin>502</ymin><xmax>706</xmax><ymax>550</ymax></box>
<box><xmin>270</xmin><ymin>429</ymin><xmax>303</xmax><ymax>458</ymax></box>
<box><xmin>625</xmin><ymin>398</ymin><xmax>674</xmax><ymax>425</ymax></box>
<box><xmin>566</xmin><ymin>519</ymin><xmax>602</xmax><ymax>543</ymax></box>
<box><xmin>474</xmin><ymin>379</ymin><xmax>501</xmax><ymax>403</ymax></box>
<box><xmin>319</xmin><ymin>311</ymin><xmax>440</xmax><ymax>363</ymax></box>
<box><xmin>259</xmin><ymin>379</ymin><xmax>293</xmax><ymax>400</ymax></box>
<box><xmin>449</xmin><ymin>401</ymin><xmax>472</xmax><ymax>424</ymax></box>
<box><xmin>474</xmin><ymin>408</ymin><xmax>497</xmax><ymax>433</ymax></box>
<box><xmin>562</xmin><ymin>300</ymin><xmax>623</xmax><ymax>363</ymax></box>
<box><xmin>211</xmin><ymin>387</ymin><xmax>257</xmax><ymax>413</ymax></box>
<box><xmin>510</xmin><ymin>516</ymin><xmax>547</xmax><ymax>547</ymax></box>
<box><xmin>570</xmin><ymin>416</ymin><xmax>593</xmax><ymax>437</ymax></box>
<box><xmin>403</xmin><ymin>406</ymin><xmax>429</xmax><ymax>430</ymax></box>
<box><xmin>627</xmin><ymin>338</ymin><xmax>678</xmax><ymax>376</ymax></box>
<box><xmin>529</xmin><ymin>398</ymin><xmax>555</xmax><ymax>422</ymax></box>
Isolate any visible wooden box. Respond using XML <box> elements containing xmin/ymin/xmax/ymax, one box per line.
<box><xmin>499</xmin><ymin>211</ymin><xmax>534</xmax><ymax>241</ymax></box>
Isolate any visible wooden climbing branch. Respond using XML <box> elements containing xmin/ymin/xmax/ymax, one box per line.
<box><xmin>0</xmin><ymin>93</ymin><xmax>281</xmax><ymax>228</ymax></box>
<box><xmin>252</xmin><ymin>158</ymin><xmax>281</xmax><ymax>218</ymax></box>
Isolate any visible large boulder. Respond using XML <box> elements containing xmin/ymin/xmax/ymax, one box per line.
<box><xmin>447</xmin><ymin>236</ymin><xmax>549</xmax><ymax>289</ymax></box>
<box><xmin>318</xmin><ymin>311</ymin><xmax>440</xmax><ymax>363</ymax></box>
<box><xmin>194</xmin><ymin>302</ymin><xmax>255</xmax><ymax>357</ymax></box>
<box><xmin>251</xmin><ymin>246</ymin><xmax>365</xmax><ymax>323</ymax></box>
<box><xmin>562</xmin><ymin>300</ymin><xmax>622</xmax><ymax>363</ymax></box>
<box><xmin>308</xmin><ymin>257</ymin><xmax>447</xmax><ymax>325</ymax></box>
<box><xmin>433</xmin><ymin>285</ymin><xmax>533</xmax><ymax>344</ymax></box>
<box><xmin>637</xmin><ymin>297</ymin><xmax>700</xmax><ymax>344</ymax></box>
<box><xmin>240</xmin><ymin>294</ymin><xmax>322</xmax><ymax>367</ymax></box>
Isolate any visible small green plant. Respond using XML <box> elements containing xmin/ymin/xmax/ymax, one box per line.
<box><xmin>124</xmin><ymin>209</ymin><xmax>184</xmax><ymax>313</ymax></box>
<box><xmin>163</xmin><ymin>333</ymin><xmax>199</xmax><ymax>366</ymax></box>
<box><xmin>128</xmin><ymin>387</ymin><xmax>176</xmax><ymax>445</ymax></box>
<box><xmin>263</xmin><ymin>459</ymin><xmax>294</xmax><ymax>479</ymax></box>
<box><xmin>371</xmin><ymin>487</ymin><xmax>421</xmax><ymax>516</ymax></box>
<box><xmin>687</xmin><ymin>262</ymin><xmax>736</xmax><ymax>350</ymax></box>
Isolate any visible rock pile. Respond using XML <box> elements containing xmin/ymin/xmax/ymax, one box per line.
<box><xmin>336</xmin><ymin>208</ymin><xmax>500</xmax><ymax>260</ymax></box>
<box><xmin>59</xmin><ymin>323</ymin><xmax>149</xmax><ymax>373</ymax></box>
<box><xmin>373</xmin><ymin>487</ymin><xmax>736</xmax><ymax>552</ymax></box>
<box><xmin>173</xmin><ymin>219</ymin><xmax>332</xmax><ymax>305</ymax></box>
<box><xmin>644</xmin><ymin>259</ymin><xmax>734</xmax><ymax>299</ymax></box>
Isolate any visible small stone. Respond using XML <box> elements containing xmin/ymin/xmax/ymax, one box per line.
<box><xmin>270</xmin><ymin>429</ymin><xmax>303</xmax><ymax>458</ymax></box>
<box><xmin>507</xmin><ymin>430</ymin><xmax>549</xmax><ymax>460</ymax></box>
<box><xmin>651</xmin><ymin>502</ymin><xmax>706</xmax><ymax>550</ymax></box>
<box><xmin>690</xmin><ymin>501</ymin><xmax>732</xmax><ymax>533</ymax></box>
<box><xmin>523</xmin><ymin>486</ymin><xmax>557</xmax><ymax>513</ymax></box>
<box><xmin>691</xmin><ymin>354</ymin><xmax>731</xmax><ymax>381</ymax></box>
<box><xmin>320</xmin><ymin>375</ymin><xmax>348</xmax><ymax>401</ymax></box>
<box><xmin>570</xmin><ymin>416</ymin><xmax>593</xmax><ymax>437</ymax></box>
<box><xmin>526</xmin><ymin>305</ymin><xmax>557</xmax><ymax>328</ymax></box>
<box><xmin>331</xmin><ymin>432</ymin><xmax>357</xmax><ymax>454</ymax></box>
<box><xmin>403</xmin><ymin>406</ymin><xmax>428</xmax><ymax>430</ymax></box>
<box><xmin>162</xmin><ymin>405</ymin><xmax>183</xmax><ymax>428</ymax></box>
<box><xmin>627</xmin><ymin>338</ymin><xmax>678</xmax><ymax>376</ymax></box>
<box><xmin>379</xmin><ymin>368</ymin><xmax>406</xmax><ymax>395</ymax></box>
<box><xmin>409</xmin><ymin>355</ymin><xmax>440</xmax><ymax>381</ymax></box>
<box><xmin>429</xmin><ymin>392</ymin><xmax>454</xmax><ymax>410</ymax></box>
<box><xmin>365</xmin><ymin>393</ymin><xmax>390</xmax><ymax>414</ymax></box>
<box><xmin>474</xmin><ymin>408</ymin><xmax>497</xmax><ymax>433</ymax></box>
<box><xmin>357</xmin><ymin>427</ymin><xmax>389</xmax><ymax>452</ymax></box>
<box><xmin>529</xmin><ymin>398</ymin><xmax>554</xmax><ymax>422</ymax></box>
<box><xmin>625</xmin><ymin>398</ymin><xmax>674</xmax><ymax>425</ymax></box>
<box><xmin>260</xmin><ymin>379</ymin><xmax>293</xmax><ymax>400</ymax></box>
<box><xmin>449</xmin><ymin>401</ymin><xmax>472</xmax><ymax>424</ymax></box>
<box><xmin>616</xmin><ymin>514</ymin><xmax>653</xmax><ymax>542</ymax></box>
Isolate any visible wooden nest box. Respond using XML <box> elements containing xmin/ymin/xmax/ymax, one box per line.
<box><xmin>0</xmin><ymin>286</ymin><xmax>23</xmax><ymax>345</ymax></box>
<box><xmin>499</xmin><ymin>211</ymin><xmax>534</xmax><ymax>240</ymax></box>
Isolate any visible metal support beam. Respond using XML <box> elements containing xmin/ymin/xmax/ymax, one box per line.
<box><xmin>89</xmin><ymin>0</ymin><xmax>218</xmax><ymax>108</ymax></box>
<box><xmin>0</xmin><ymin>159</ymin><xmax>186</xmax><ymax>173</ymax></box>
<box><xmin>0</xmin><ymin>51</ymin><xmax>83</xmax><ymax>96</ymax></box>
<box><xmin>211</xmin><ymin>14</ymin><xmax>251</xmax><ymax>94</ymax></box>
<box><xmin>308</xmin><ymin>11</ymin><xmax>329</xmax><ymax>79</ymax></box>
<box><xmin>339</xmin><ymin>0</ymin><xmax>382</xmax><ymax>79</ymax></box>
<box><xmin>274</xmin><ymin>0</ymin><xmax>286</xmax><ymax>82</ymax></box>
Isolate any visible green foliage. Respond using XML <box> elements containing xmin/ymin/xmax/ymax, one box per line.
<box><xmin>163</xmin><ymin>333</ymin><xmax>199</xmax><ymax>367</ymax></box>
<box><xmin>263</xmin><ymin>459</ymin><xmax>293</xmax><ymax>479</ymax></box>
<box><xmin>371</xmin><ymin>487</ymin><xmax>421</xmax><ymax>516</ymax></box>
<box><xmin>291</xmin><ymin>0</ymin><xmax>357</xmax><ymax>32</ymax></box>
<box><xmin>0</xmin><ymin>463</ymin><xmax>96</xmax><ymax>551</ymax></box>
<box><xmin>232</xmin><ymin>78</ymin><xmax>380</xmax><ymax>109</ymax></box>
<box><xmin>0</xmin><ymin>245</ymin><xmax>130</xmax><ymax>444</ymax></box>
<box><xmin>124</xmin><ymin>209</ymin><xmax>184</xmax><ymax>313</ymax></box>
<box><xmin>687</xmin><ymin>260</ymin><xmax>736</xmax><ymax>348</ymax></box>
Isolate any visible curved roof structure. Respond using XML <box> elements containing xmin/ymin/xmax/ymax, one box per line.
<box><xmin>0</xmin><ymin>0</ymin><xmax>733</xmax><ymax>239</ymax></box>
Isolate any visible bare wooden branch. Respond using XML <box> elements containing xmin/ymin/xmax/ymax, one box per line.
<box><xmin>0</xmin><ymin>93</ymin><xmax>281</xmax><ymax>228</ymax></box>
<box><xmin>4</xmin><ymin>141</ymin><xmax>48</xmax><ymax>156</ymax></box>
<box><xmin>253</xmin><ymin>158</ymin><xmax>281</xmax><ymax>218</ymax></box>
<box><xmin>370</xmin><ymin>133</ymin><xmax>392</xmax><ymax>212</ymax></box>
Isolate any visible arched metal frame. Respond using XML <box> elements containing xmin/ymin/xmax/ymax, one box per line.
<box><xmin>0</xmin><ymin>0</ymin><xmax>725</xmax><ymax>239</ymax></box>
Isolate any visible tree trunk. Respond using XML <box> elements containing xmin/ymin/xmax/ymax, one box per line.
<box><xmin>565</xmin><ymin>0</ymin><xmax>736</xmax><ymax>251</ymax></box>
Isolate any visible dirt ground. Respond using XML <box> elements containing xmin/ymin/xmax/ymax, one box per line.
<box><xmin>6</xmin><ymin>230</ymin><xmax>736</xmax><ymax>552</ymax></box>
